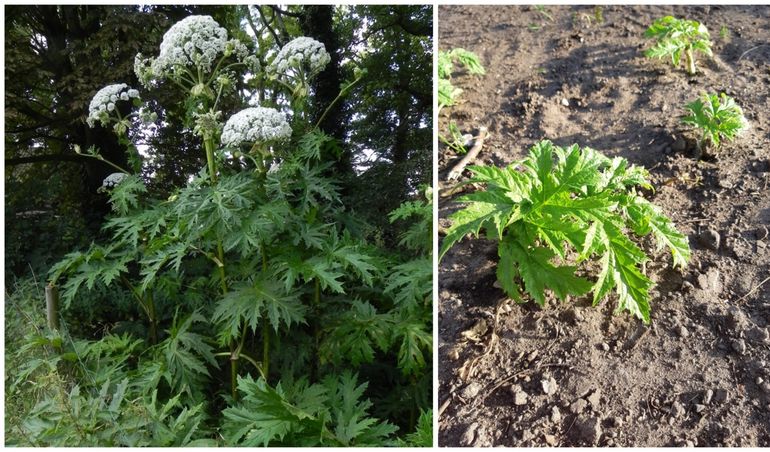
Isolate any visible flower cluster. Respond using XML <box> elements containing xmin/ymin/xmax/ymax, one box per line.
<box><xmin>221</xmin><ymin>107</ymin><xmax>292</xmax><ymax>147</ymax></box>
<box><xmin>267</xmin><ymin>37</ymin><xmax>331</xmax><ymax>81</ymax></box>
<box><xmin>101</xmin><ymin>172</ymin><xmax>129</xmax><ymax>189</ymax></box>
<box><xmin>153</xmin><ymin>15</ymin><xmax>227</xmax><ymax>75</ymax></box>
<box><xmin>87</xmin><ymin>84</ymin><xmax>140</xmax><ymax>127</ymax></box>
<box><xmin>135</xmin><ymin>15</ymin><xmax>254</xmax><ymax>88</ymax></box>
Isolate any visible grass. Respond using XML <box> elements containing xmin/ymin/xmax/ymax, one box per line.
<box><xmin>4</xmin><ymin>277</ymin><xmax>62</xmax><ymax>445</ymax></box>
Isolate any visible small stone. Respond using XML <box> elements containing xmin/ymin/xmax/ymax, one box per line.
<box><xmin>676</xmin><ymin>325</ymin><xmax>690</xmax><ymax>338</ymax></box>
<box><xmin>574</xmin><ymin>309</ymin><xmax>585</xmax><ymax>322</ymax></box>
<box><xmin>731</xmin><ymin>338</ymin><xmax>747</xmax><ymax>355</ymax></box>
<box><xmin>541</xmin><ymin>376</ymin><xmax>558</xmax><ymax>395</ymax></box>
<box><xmin>756</xmin><ymin>376</ymin><xmax>765</xmax><ymax>385</ymax></box>
<box><xmin>694</xmin><ymin>404</ymin><xmax>706</xmax><ymax>413</ymax></box>
<box><xmin>544</xmin><ymin>434</ymin><xmax>557</xmax><ymax>446</ymax></box>
<box><xmin>587</xmin><ymin>390</ymin><xmax>601</xmax><ymax>410</ymax></box>
<box><xmin>713</xmin><ymin>389</ymin><xmax>729</xmax><ymax>404</ymax></box>
<box><xmin>601</xmin><ymin>342</ymin><xmax>610</xmax><ymax>351</ymax></box>
<box><xmin>561</xmin><ymin>98</ymin><xmax>570</xmax><ymax>107</ymax></box>
<box><xmin>575</xmin><ymin>417</ymin><xmax>602</xmax><ymax>445</ymax></box>
<box><xmin>747</xmin><ymin>326</ymin><xmax>770</xmax><ymax>344</ymax></box>
<box><xmin>671</xmin><ymin>135</ymin><xmax>687</xmax><ymax>152</ymax></box>
<box><xmin>726</xmin><ymin>307</ymin><xmax>749</xmax><ymax>331</ymax></box>
<box><xmin>696</xmin><ymin>267</ymin><xmax>721</xmax><ymax>292</ymax></box>
<box><xmin>672</xmin><ymin>401</ymin><xmax>686</xmax><ymax>418</ymax></box>
<box><xmin>698</xmin><ymin>229</ymin><xmax>720</xmax><ymax>250</ymax></box>
<box><xmin>527</xmin><ymin>350</ymin><xmax>539</xmax><ymax>362</ymax></box>
<box><xmin>511</xmin><ymin>385</ymin><xmax>529</xmax><ymax>406</ymax></box>
<box><xmin>461</xmin><ymin>423</ymin><xmax>479</xmax><ymax>446</ymax></box>
<box><xmin>551</xmin><ymin>406</ymin><xmax>562</xmax><ymax>423</ymax></box>
<box><xmin>462</xmin><ymin>382</ymin><xmax>483</xmax><ymax>399</ymax></box>
<box><xmin>685</xmin><ymin>440</ymin><xmax>695</xmax><ymax>447</ymax></box>
<box><xmin>703</xmin><ymin>389</ymin><xmax>714</xmax><ymax>405</ymax></box>
<box><xmin>570</xmin><ymin>398</ymin><xmax>589</xmax><ymax>414</ymax></box>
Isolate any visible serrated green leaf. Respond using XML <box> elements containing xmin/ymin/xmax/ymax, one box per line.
<box><xmin>502</xmin><ymin>235</ymin><xmax>592</xmax><ymax>305</ymax></box>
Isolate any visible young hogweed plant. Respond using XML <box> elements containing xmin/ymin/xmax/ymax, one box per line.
<box><xmin>440</xmin><ymin>140</ymin><xmax>691</xmax><ymax>323</ymax></box>
<box><xmin>437</xmin><ymin>48</ymin><xmax>485</xmax><ymax>111</ymax></box>
<box><xmin>681</xmin><ymin>92</ymin><xmax>748</xmax><ymax>152</ymax></box>
<box><xmin>644</xmin><ymin>16</ymin><xmax>712</xmax><ymax>75</ymax></box>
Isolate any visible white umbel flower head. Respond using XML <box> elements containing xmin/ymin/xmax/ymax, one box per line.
<box><xmin>87</xmin><ymin>84</ymin><xmax>140</xmax><ymax>127</ymax></box>
<box><xmin>151</xmin><ymin>15</ymin><xmax>228</xmax><ymax>76</ymax></box>
<box><xmin>221</xmin><ymin>107</ymin><xmax>292</xmax><ymax>147</ymax></box>
<box><xmin>102</xmin><ymin>172</ymin><xmax>129</xmax><ymax>189</ymax></box>
<box><xmin>268</xmin><ymin>37</ymin><xmax>331</xmax><ymax>80</ymax></box>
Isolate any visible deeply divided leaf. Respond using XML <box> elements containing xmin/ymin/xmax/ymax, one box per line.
<box><xmin>441</xmin><ymin>140</ymin><xmax>690</xmax><ymax>322</ymax></box>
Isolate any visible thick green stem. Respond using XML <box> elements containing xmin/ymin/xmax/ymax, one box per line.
<box><xmin>261</xmin><ymin>245</ymin><xmax>269</xmax><ymax>379</ymax></box>
<box><xmin>686</xmin><ymin>48</ymin><xmax>696</xmax><ymax>75</ymax></box>
<box><xmin>263</xmin><ymin>326</ymin><xmax>270</xmax><ymax>379</ymax></box>
<box><xmin>120</xmin><ymin>275</ymin><xmax>156</xmax><ymax>345</ymax></box>
<box><xmin>312</xmin><ymin>279</ymin><xmax>321</xmax><ymax>378</ymax></box>
<box><xmin>204</xmin><ymin>135</ymin><xmax>239</xmax><ymax>399</ymax></box>
<box><xmin>146</xmin><ymin>292</ymin><xmax>158</xmax><ymax>345</ymax></box>
<box><xmin>204</xmin><ymin>137</ymin><xmax>218</xmax><ymax>184</ymax></box>
<box><xmin>314</xmin><ymin>73</ymin><xmax>365</xmax><ymax>130</ymax></box>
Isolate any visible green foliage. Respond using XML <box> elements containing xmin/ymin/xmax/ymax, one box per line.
<box><xmin>9</xmin><ymin>6</ymin><xmax>432</xmax><ymax>447</ymax></box>
<box><xmin>440</xmin><ymin>140</ymin><xmax>690</xmax><ymax>323</ymax></box>
<box><xmin>681</xmin><ymin>92</ymin><xmax>748</xmax><ymax>150</ymax></box>
<box><xmin>4</xmin><ymin>283</ymin><xmax>210</xmax><ymax>446</ymax></box>
<box><xmin>438</xmin><ymin>48</ymin><xmax>485</xmax><ymax>110</ymax></box>
<box><xmin>438</xmin><ymin>121</ymin><xmax>470</xmax><ymax>154</ymax></box>
<box><xmin>396</xmin><ymin>410</ymin><xmax>433</xmax><ymax>447</ymax></box>
<box><xmin>222</xmin><ymin>372</ymin><xmax>397</xmax><ymax>446</ymax></box>
<box><xmin>644</xmin><ymin>16</ymin><xmax>712</xmax><ymax>75</ymax></box>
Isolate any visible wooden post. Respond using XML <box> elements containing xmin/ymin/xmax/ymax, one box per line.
<box><xmin>45</xmin><ymin>284</ymin><xmax>60</xmax><ymax>330</ymax></box>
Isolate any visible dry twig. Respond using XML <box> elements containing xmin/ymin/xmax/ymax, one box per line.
<box><xmin>446</xmin><ymin>127</ymin><xmax>489</xmax><ymax>181</ymax></box>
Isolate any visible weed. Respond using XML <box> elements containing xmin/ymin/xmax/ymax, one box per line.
<box><xmin>438</xmin><ymin>48</ymin><xmax>485</xmax><ymax>110</ymax></box>
<box><xmin>644</xmin><ymin>16</ymin><xmax>713</xmax><ymax>75</ymax></box>
<box><xmin>682</xmin><ymin>92</ymin><xmax>748</xmax><ymax>151</ymax></box>
<box><xmin>719</xmin><ymin>25</ymin><xmax>730</xmax><ymax>39</ymax></box>
<box><xmin>440</xmin><ymin>140</ymin><xmax>690</xmax><ymax>323</ymax></box>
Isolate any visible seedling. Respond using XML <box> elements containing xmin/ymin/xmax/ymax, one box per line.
<box><xmin>719</xmin><ymin>25</ymin><xmax>729</xmax><ymax>39</ymax></box>
<box><xmin>438</xmin><ymin>48</ymin><xmax>485</xmax><ymax>110</ymax></box>
<box><xmin>644</xmin><ymin>16</ymin><xmax>713</xmax><ymax>75</ymax></box>
<box><xmin>594</xmin><ymin>6</ymin><xmax>604</xmax><ymax>24</ymax></box>
<box><xmin>439</xmin><ymin>121</ymin><xmax>470</xmax><ymax>154</ymax></box>
<box><xmin>534</xmin><ymin>5</ymin><xmax>554</xmax><ymax>22</ymax></box>
<box><xmin>440</xmin><ymin>140</ymin><xmax>690</xmax><ymax>323</ymax></box>
<box><xmin>681</xmin><ymin>92</ymin><xmax>748</xmax><ymax>151</ymax></box>
<box><xmin>439</xmin><ymin>48</ymin><xmax>485</xmax><ymax>155</ymax></box>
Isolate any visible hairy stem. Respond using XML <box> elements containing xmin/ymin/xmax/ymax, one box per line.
<box><xmin>146</xmin><ymin>292</ymin><xmax>158</xmax><ymax>345</ymax></box>
<box><xmin>204</xmin><ymin>135</ymin><xmax>239</xmax><ymax>399</ymax></box>
<box><xmin>120</xmin><ymin>275</ymin><xmax>156</xmax><ymax>344</ymax></box>
<box><xmin>685</xmin><ymin>47</ymin><xmax>696</xmax><ymax>75</ymax></box>
<box><xmin>314</xmin><ymin>72</ymin><xmax>365</xmax><ymax>130</ymax></box>
<box><xmin>263</xmin><ymin>326</ymin><xmax>270</xmax><ymax>380</ymax></box>
<box><xmin>312</xmin><ymin>278</ymin><xmax>321</xmax><ymax>379</ymax></box>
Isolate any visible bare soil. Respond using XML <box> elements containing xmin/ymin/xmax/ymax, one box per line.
<box><xmin>438</xmin><ymin>5</ymin><xmax>770</xmax><ymax>447</ymax></box>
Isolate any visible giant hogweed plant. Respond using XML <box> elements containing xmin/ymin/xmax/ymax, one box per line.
<box><xmin>644</xmin><ymin>16</ymin><xmax>713</xmax><ymax>76</ymax></box>
<box><xmin>440</xmin><ymin>141</ymin><xmax>690</xmax><ymax>323</ymax></box>
<box><xmin>43</xmin><ymin>14</ymin><xmax>430</xmax><ymax>446</ymax></box>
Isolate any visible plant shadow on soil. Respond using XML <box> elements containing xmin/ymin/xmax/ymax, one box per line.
<box><xmin>439</xmin><ymin>4</ymin><xmax>770</xmax><ymax>447</ymax></box>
